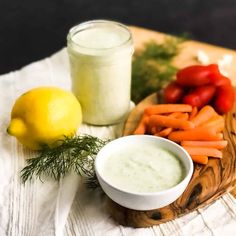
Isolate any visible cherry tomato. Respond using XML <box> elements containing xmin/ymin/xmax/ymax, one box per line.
<box><xmin>214</xmin><ymin>83</ymin><xmax>235</xmax><ymax>113</ymax></box>
<box><xmin>182</xmin><ymin>94</ymin><xmax>201</xmax><ymax>107</ymax></box>
<box><xmin>210</xmin><ymin>74</ymin><xmax>231</xmax><ymax>87</ymax></box>
<box><xmin>182</xmin><ymin>85</ymin><xmax>216</xmax><ymax>108</ymax></box>
<box><xmin>176</xmin><ymin>64</ymin><xmax>222</xmax><ymax>87</ymax></box>
<box><xmin>164</xmin><ymin>81</ymin><xmax>185</xmax><ymax>103</ymax></box>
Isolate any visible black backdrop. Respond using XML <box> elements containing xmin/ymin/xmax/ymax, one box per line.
<box><xmin>1</xmin><ymin>0</ymin><xmax>235</xmax><ymax>74</ymax></box>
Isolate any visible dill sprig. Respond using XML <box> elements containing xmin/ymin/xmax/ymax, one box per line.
<box><xmin>21</xmin><ymin>135</ymin><xmax>108</xmax><ymax>188</ymax></box>
<box><xmin>132</xmin><ymin>36</ymin><xmax>184</xmax><ymax>103</ymax></box>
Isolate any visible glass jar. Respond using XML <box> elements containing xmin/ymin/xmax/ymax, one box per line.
<box><xmin>67</xmin><ymin>20</ymin><xmax>134</xmax><ymax>125</ymax></box>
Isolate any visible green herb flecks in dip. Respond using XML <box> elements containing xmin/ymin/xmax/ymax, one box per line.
<box><xmin>102</xmin><ymin>144</ymin><xmax>185</xmax><ymax>193</ymax></box>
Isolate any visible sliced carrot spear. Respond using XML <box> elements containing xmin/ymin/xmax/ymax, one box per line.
<box><xmin>149</xmin><ymin>115</ymin><xmax>194</xmax><ymax>130</ymax></box>
<box><xmin>148</xmin><ymin>112</ymin><xmax>189</xmax><ymax>134</ymax></box>
<box><xmin>181</xmin><ymin>113</ymin><xmax>189</xmax><ymax>120</ymax></box>
<box><xmin>181</xmin><ymin>140</ymin><xmax>228</xmax><ymax>149</ymax></box>
<box><xmin>144</xmin><ymin>104</ymin><xmax>192</xmax><ymax>116</ymax></box>
<box><xmin>171</xmin><ymin>112</ymin><xmax>189</xmax><ymax>120</ymax></box>
<box><xmin>168</xmin><ymin>112</ymin><xmax>184</xmax><ymax>118</ymax></box>
<box><xmin>200</xmin><ymin>115</ymin><xmax>225</xmax><ymax>132</ymax></box>
<box><xmin>166</xmin><ymin>111</ymin><xmax>189</xmax><ymax>120</ymax></box>
<box><xmin>182</xmin><ymin>146</ymin><xmax>222</xmax><ymax>158</ymax></box>
<box><xmin>191</xmin><ymin>105</ymin><xmax>217</xmax><ymax>126</ymax></box>
<box><xmin>155</xmin><ymin>127</ymin><xmax>173</xmax><ymax>137</ymax></box>
<box><xmin>149</xmin><ymin>126</ymin><xmax>158</xmax><ymax>135</ymax></box>
<box><xmin>168</xmin><ymin>127</ymin><xmax>223</xmax><ymax>142</ymax></box>
<box><xmin>189</xmin><ymin>106</ymin><xmax>198</xmax><ymax>120</ymax></box>
<box><xmin>190</xmin><ymin>155</ymin><xmax>208</xmax><ymax>165</ymax></box>
<box><xmin>133</xmin><ymin>115</ymin><xmax>149</xmax><ymax>135</ymax></box>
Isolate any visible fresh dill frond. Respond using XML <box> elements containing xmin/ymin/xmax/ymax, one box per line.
<box><xmin>21</xmin><ymin>135</ymin><xmax>108</xmax><ymax>188</ymax></box>
<box><xmin>131</xmin><ymin>36</ymin><xmax>184</xmax><ymax>103</ymax></box>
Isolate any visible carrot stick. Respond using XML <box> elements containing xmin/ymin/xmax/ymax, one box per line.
<box><xmin>189</xmin><ymin>106</ymin><xmax>198</xmax><ymax>121</ymax></box>
<box><xmin>133</xmin><ymin>115</ymin><xmax>149</xmax><ymax>135</ymax></box>
<box><xmin>181</xmin><ymin>140</ymin><xmax>228</xmax><ymax>149</ymax></box>
<box><xmin>144</xmin><ymin>104</ymin><xmax>192</xmax><ymax>116</ymax></box>
<box><xmin>179</xmin><ymin>112</ymin><xmax>189</xmax><ymax>120</ymax></box>
<box><xmin>148</xmin><ymin>112</ymin><xmax>190</xmax><ymax>134</ymax></box>
<box><xmin>155</xmin><ymin>127</ymin><xmax>173</xmax><ymax>137</ymax></box>
<box><xmin>149</xmin><ymin>115</ymin><xmax>195</xmax><ymax>130</ymax></box>
<box><xmin>168</xmin><ymin>127</ymin><xmax>223</xmax><ymax>142</ymax></box>
<box><xmin>168</xmin><ymin>112</ymin><xmax>184</xmax><ymax>118</ymax></box>
<box><xmin>190</xmin><ymin>155</ymin><xmax>208</xmax><ymax>165</ymax></box>
<box><xmin>170</xmin><ymin>112</ymin><xmax>189</xmax><ymax>120</ymax></box>
<box><xmin>200</xmin><ymin>115</ymin><xmax>225</xmax><ymax>132</ymax></box>
<box><xmin>147</xmin><ymin>112</ymin><xmax>178</xmax><ymax>134</ymax></box>
<box><xmin>217</xmin><ymin>133</ymin><xmax>223</xmax><ymax>140</ymax></box>
<box><xmin>191</xmin><ymin>105</ymin><xmax>217</xmax><ymax>126</ymax></box>
<box><xmin>149</xmin><ymin>112</ymin><xmax>178</xmax><ymax>133</ymax></box>
<box><xmin>182</xmin><ymin>146</ymin><xmax>222</xmax><ymax>158</ymax></box>
<box><xmin>149</xmin><ymin>126</ymin><xmax>158</xmax><ymax>135</ymax></box>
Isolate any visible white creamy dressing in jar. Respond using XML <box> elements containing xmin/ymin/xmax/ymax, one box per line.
<box><xmin>101</xmin><ymin>143</ymin><xmax>185</xmax><ymax>193</ymax></box>
<box><xmin>72</xmin><ymin>27</ymin><xmax>128</xmax><ymax>49</ymax></box>
<box><xmin>67</xmin><ymin>20</ymin><xmax>134</xmax><ymax>125</ymax></box>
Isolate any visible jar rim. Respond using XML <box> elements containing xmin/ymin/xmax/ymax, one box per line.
<box><xmin>67</xmin><ymin>19</ymin><xmax>133</xmax><ymax>51</ymax></box>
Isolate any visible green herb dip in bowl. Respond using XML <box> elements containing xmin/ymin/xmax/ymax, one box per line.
<box><xmin>95</xmin><ymin>135</ymin><xmax>193</xmax><ymax>210</ymax></box>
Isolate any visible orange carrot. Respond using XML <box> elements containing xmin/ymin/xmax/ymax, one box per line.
<box><xmin>148</xmin><ymin>112</ymin><xmax>189</xmax><ymax>134</ymax></box>
<box><xmin>146</xmin><ymin>112</ymin><xmax>179</xmax><ymax>134</ymax></box>
<box><xmin>149</xmin><ymin>115</ymin><xmax>194</xmax><ymax>130</ymax></box>
<box><xmin>217</xmin><ymin>133</ymin><xmax>223</xmax><ymax>140</ymax></box>
<box><xmin>189</xmin><ymin>106</ymin><xmax>198</xmax><ymax>120</ymax></box>
<box><xmin>168</xmin><ymin>112</ymin><xmax>184</xmax><ymax>118</ymax></box>
<box><xmin>133</xmin><ymin>115</ymin><xmax>149</xmax><ymax>135</ymax></box>
<box><xmin>144</xmin><ymin>104</ymin><xmax>192</xmax><ymax>116</ymax></box>
<box><xmin>168</xmin><ymin>127</ymin><xmax>223</xmax><ymax>142</ymax></box>
<box><xmin>170</xmin><ymin>112</ymin><xmax>189</xmax><ymax>120</ymax></box>
<box><xmin>191</xmin><ymin>105</ymin><xmax>217</xmax><ymax>126</ymax></box>
<box><xmin>149</xmin><ymin>126</ymin><xmax>158</xmax><ymax>135</ymax></box>
<box><xmin>180</xmin><ymin>112</ymin><xmax>189</xmax><ymax>120</ymax></box>
<box><xmin>181</xmin><ymin>140</ymin><xmax>228</xmax><ymax>149</ymax></box>
<box><xmin>200</xmin><ymin>115</ymin><xmax>225</xmax><ymax>132</ymax></box>
<box><xmin>182</xmin><ymin>146</ymin><xmax>222</xmax><ymax>158</ymax></box>
<box><xmin>190</xmin><ymin>155</ymin><xmax>208</xmax><ymax>165</ymax></box>
<box><xmin>155</xmin><ymin>127</ymin><xmax>173</xmax><ymax>137</ymax></box>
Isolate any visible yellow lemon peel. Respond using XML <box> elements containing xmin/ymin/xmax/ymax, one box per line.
<box><xmin>7</xmin><ymin>87</ymin><xmax>82</xmax><ymax>150</ymax></box>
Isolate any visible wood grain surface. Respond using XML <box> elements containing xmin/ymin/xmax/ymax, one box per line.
<box><xmin>107</xmin><ymin>26</ymin><xmax>236</xmax><ymax>227</ymax></box>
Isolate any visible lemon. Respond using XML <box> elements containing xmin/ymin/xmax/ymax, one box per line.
<box><xmin>7</xmin><ymin>86</ymin><xmax>82</xmax><ymax>150</ymax></box>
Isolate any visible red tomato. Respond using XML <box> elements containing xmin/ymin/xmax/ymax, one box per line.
<box><xmin>176</xmin><ymin>64</ymin><xmax>223</xmax><ymax>87</ymax></box>
<box><xmin>182</xmin><ymin>94</ymin><xmax>201</xmax><ymax>107</ymax></box>
<box><xmin>182</xmin><ymin>85</ymin><xmax>216</xmax><ymax>108</ymax></box>
<box><xmin>210</xmin><ymin>75</ymin><xmax>231</xmax><ymax>87</ymax></box>
<box><xmin>214</xmin><ymin>84</ymin><xmax>235</xmax><ymax>113</ymax></box>
<box><xmin>206</xmin><ymin>64</ymin><xmax>222</xmax><ymax>86</ymax></box>
<box><xmin>164</xmin><ymin>81</ymin><xmax>185</xmax><ymax>103</ymax></box>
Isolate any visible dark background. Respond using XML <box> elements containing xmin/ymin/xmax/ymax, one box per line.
<box><xmin>1</xmin><ymin>0</ymin><xmax>236</xmax><ymax>75</ymax></box>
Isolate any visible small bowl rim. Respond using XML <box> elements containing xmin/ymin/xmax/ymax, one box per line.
<box><xmin>95</xmin><ymin>135</ymin><xmax>194</xmax><ymax>196</ymax></box>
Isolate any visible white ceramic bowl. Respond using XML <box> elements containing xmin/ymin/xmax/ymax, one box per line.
<box><xmin>95</xmin><ymin>135</ymin><xmax>193</xmax><ymax>210</ymax></box>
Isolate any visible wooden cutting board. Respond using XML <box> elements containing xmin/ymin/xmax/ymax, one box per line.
<box><xmin>106</xmin><ymin>26</ymin><xmax>236</xmax><ymax>228</ymax></box>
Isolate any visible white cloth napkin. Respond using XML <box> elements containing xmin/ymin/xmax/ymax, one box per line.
<box><xmin>0</xmin><ymin>49</ymin><xmax>236</xmax><ymax>236</ymax></box>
